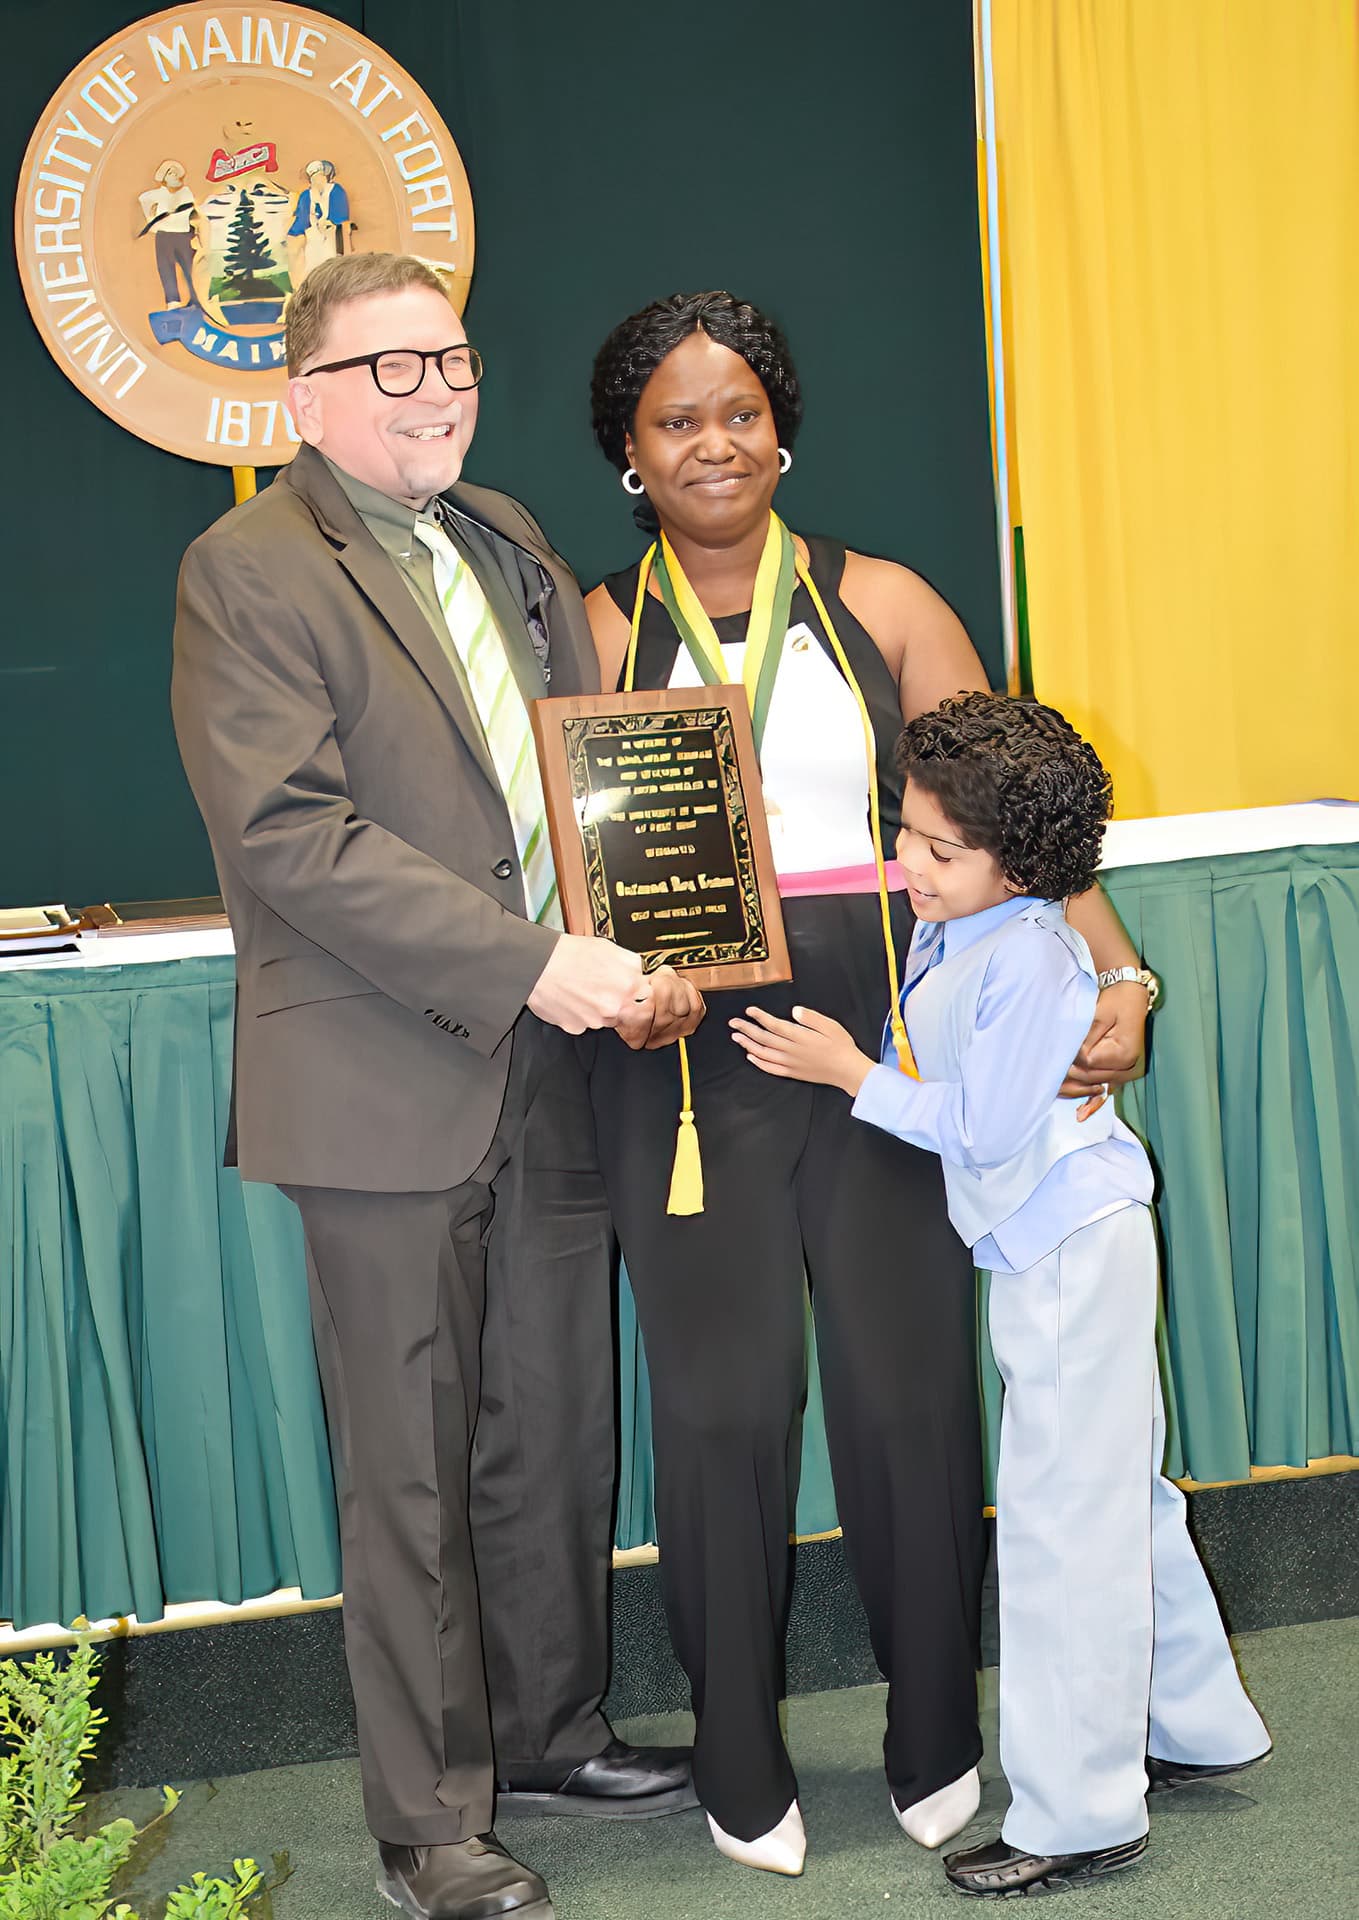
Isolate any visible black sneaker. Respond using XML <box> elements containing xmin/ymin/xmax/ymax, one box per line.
<box><xmin>943</xmin><ymin>1833</ymin><xmax>1148</xmax><ymax>1897</ymax></box>
<box><xmin>1146</xmin><ymin>1745</ymin><xmax>1272</xmax><ymax>1792</ymax></box>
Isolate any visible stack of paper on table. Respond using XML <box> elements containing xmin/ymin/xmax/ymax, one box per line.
<box><xmin>0</xmin><ymin>905</ymin><xmax>84</xmax><ymax>955</ymax></box>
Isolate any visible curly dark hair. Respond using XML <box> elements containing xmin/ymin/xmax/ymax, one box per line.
<box><xmin>589</xmin><ymin>290</ymin><xmax>803</xmax><ymax>472</ymax></box>
<box><xmin>896</xmin><ymin>692</ymin><xmax>1113</xmax><ymax>900</ymax></box>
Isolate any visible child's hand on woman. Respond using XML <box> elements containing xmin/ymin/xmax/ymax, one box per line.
<box><xmin>730</xmin><ymin>1005</ymin><xmax>878</xmax><ymax>1099</ymax></box>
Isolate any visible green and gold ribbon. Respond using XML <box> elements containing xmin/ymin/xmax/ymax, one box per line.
<box><xmin>649</xmin><ymin>514</ymin><xmax>797</xmax><ymax>753</ymax></box>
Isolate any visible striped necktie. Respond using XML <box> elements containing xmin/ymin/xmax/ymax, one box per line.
<box><xmin>413</xmin><ymin>515</ymin><xmax>561</xmax><ymax>929</ymax></box>
<box><xmin>904</xmin><ymin>921</ymin><xmax>946</xmax><ymax>996</ymax></box>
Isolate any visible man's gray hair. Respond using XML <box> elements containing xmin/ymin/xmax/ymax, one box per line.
<box><xmin>286</xmin><ymin>253</ymin><xmax>453</xmax><ymax>375</ymax></box>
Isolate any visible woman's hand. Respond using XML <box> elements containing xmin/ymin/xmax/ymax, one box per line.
<box><xmin>614</xmin><ymin>966</ymin><xmax>707</xmax><ymax>1050</ymax></box>
<box><xmin>1060</xmin><ymin>981</ymin><xmax>1149</xmax><ymax>1119</ymax></box>
<box><xmin>730</xmin><ymin>1005</ymin><xmax>877</xmax><ymax>1098</ymax></box>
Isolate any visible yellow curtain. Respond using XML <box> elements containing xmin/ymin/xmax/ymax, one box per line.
<box><xmin>988</xmin><ymin>1</ymin><xmax>1359</xmax><ymax>817</ymax></box>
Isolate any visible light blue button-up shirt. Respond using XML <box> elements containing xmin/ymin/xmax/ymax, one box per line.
<box><xmin>852</xmin><ymin>894</ymin><xmax>1152</xmax><ymax>1272</ymax></box>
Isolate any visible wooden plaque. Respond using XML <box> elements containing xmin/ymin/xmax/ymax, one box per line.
<box><xmin>531</xmin><ymin>685</ymin><xmax>791</xmax><ymax>991</ymax></box>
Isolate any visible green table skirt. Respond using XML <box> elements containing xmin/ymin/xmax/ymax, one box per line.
<box><xmin>4</xmin><ymin>845</ymin><xmax>1357</xmax><ymax>1630</ymax></box>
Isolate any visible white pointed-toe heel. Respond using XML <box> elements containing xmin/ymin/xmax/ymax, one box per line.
<box><xmin>892</xmin><ymin>1766</ymin><xmax>981</xmax><ymax>1849</ymax></box>
<box><xmin>707</xmin><ymin>1799</ymin><xmax>806</xmax><ymax>1875</ymax></box>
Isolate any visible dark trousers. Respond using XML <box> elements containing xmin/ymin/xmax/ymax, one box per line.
<box><xmin>286</xmin><ymin>1020</ymin><xmax>615</xmax><ymax>1845</ymax></box>
<box><xmin>588</xmin><ymin>893</ymin><xmax>985</xmax><ymax>1841</ymax></box>
<box><xmin>154</xmin><ymin>228</ymin><xmax>195</xmax><ymax>303</ymax></box>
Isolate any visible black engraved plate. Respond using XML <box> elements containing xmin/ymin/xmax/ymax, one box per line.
<box><xmin>532</xmin><ymin>686</ymin><xmax>790</xmax><ymax>991</ymax></box>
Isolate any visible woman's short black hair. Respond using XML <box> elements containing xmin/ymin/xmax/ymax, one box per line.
<box><xmin>590</xmin><ymin>290</ymin><xmax>803</xmax><ymax>471</ymax></box>
<box><xmin>896</xmin><ymin>691</ymin><xmax>1113</xmax><ymax>900</ymax></box>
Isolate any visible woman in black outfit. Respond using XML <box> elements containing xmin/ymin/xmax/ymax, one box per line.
<box><xmin>581</xmin><ymin>292</ymin><xmax>1149</xmax><ymax>1877</ymax></box>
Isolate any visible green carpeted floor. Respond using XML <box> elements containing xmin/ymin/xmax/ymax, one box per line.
<box><xmin>92</xmin><ymin>1618</ymin><xmax>1358</xmax><ymax>1919</ymax></box>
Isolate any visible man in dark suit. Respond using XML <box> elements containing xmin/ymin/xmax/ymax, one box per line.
<box><xmin>171</xmin><ymin>253</ymin><xmax>702</xmax><ymax>1920</ymax></box>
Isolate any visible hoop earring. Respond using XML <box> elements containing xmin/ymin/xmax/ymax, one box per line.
<box><xmin>777</xmin><ymin>448</ymin><xmax>793</xmax><ymax>474</ymax></box>
<box><xmin>621</xmin><ymin>468</ymin><xmax>646</xmax><ymax>496</ymax></box>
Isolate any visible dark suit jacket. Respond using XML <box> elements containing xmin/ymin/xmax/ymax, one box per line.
<box><xmin>170</xmin><ymin>443</ymin><xmax>599</xmax><ymax>1191</ymax></box>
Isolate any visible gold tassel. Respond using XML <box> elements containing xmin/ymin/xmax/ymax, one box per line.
<box><xmin>232</xmin><ymin>465</ymin><xmax>257</xmax><ymax>504</ymax></box>
<box><xmin>666</xmin><ymin>1036</ymin><xmax>704</xmax><ymax>1215</ymax></box>
<box><xmin>890</xmin><ymin>1012</ymin><xmax>921</xmax><ymax>1079</ymax></box>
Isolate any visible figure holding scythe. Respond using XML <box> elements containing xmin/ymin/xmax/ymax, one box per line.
<box><xmin>137</xmin><ymin>160</ymin><xmax>229</xmax><ymax>327</ymax></box>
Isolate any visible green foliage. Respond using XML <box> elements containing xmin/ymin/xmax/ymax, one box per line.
<box><xmin>0</xmin><ymin>1642</ymin><xmax>269</xmax><ymax>1920</ymax></box>
<box><xmin>157</xmin><ymin>1860</ymin><xmax>263</xmax><ymax>1919</ymax></box>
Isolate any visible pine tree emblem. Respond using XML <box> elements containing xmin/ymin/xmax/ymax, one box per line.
<box><xmin>223</xmin><ymin>190</ymin><xmax>281</xmax><ymax>299</ymax></box>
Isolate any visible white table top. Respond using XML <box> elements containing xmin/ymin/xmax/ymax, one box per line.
<box><xmin>1100</xmin><ymin>800</ymin><xmax>1359</xmax><ymax>869</ymax></box>
<box><xmin>0</xmin><ymin>927</ymin><xmax>235</xmax><ymax>974</ymax></box>
<box><xmin>3</xmin><ymin>803</ymin><xmax>1355</xmax><ymax>975</ymax></box>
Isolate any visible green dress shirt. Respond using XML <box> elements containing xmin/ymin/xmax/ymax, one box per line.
<box><xmin>322</xmin><ymin>455</ymin><xmax>481</xmax><ymax>714</ymax></box>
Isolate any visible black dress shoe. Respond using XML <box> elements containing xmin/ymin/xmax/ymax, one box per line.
<box><xmin>496</xmin><ymin>1738</ymin><xmax>698</xmax><ymax>1818</ymax></box>
<box><xmin>1146</xmin><ymin>1744</ymin><xmax>1272</xmax><ymax>1792</ymax></box>
<box><xmin>377</xmin><ymin>1834</ymin><xmax>552</xmax><ymax>1920</ymax></box>
<box><xmin>943</xmin><ymin>1833</ymin><xmax>1148</xmax><ymax>1897</ymax></box>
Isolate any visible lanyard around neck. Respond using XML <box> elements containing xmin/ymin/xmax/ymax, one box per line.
<box><xmin>623</xmin><ymin>514</ymin><xmax>918</xmax><ymax>1077</ymax></box>
<box><xmin>642</xmin><ymin>514</ymin><xmax>796</xmax><ymax>753</ymax></box>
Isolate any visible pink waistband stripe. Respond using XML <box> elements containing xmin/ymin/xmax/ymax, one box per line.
<box><xmin>776</xmin><ymin>860</ymin><xmax>908</xmax><ymax>898</ymax></box>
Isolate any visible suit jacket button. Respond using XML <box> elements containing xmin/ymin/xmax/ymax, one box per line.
<box><xmin>492</xmin><ymin>858</ymin><xmax>515</xmax><ymax>880</ymax></box>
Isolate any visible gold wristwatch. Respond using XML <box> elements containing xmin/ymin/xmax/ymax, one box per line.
<box><xmin>1096</xmin><ymin>964</ymin><xmax>1160</xmax><ymax>1011</ymax></box>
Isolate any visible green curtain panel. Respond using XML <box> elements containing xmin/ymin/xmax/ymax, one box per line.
<box><xmin>1104</xmin><ymin>843</ymin><xmax>1359</xmax><ymax>1481</ymax></box>
<box><xmin>3</xmin><ymin>843</ymin><xmax>1357</xmax><ymax>1627</ymax></box>
<box><xmin>0</xmin><ymin>961</ymin><xmax>340</xmax><ymax>1632</ymax></box>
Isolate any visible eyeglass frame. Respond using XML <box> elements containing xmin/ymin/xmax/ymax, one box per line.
<box><xmin>299</xmin><ymin>343</ymin><xmax>485</xmax><ymax>395</ymax></box>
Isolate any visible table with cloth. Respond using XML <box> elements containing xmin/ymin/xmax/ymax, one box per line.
<box><xmin>2</xmin><ymin>806</ymin><xmax>1357</xmax><ymax>1633</ymax></box>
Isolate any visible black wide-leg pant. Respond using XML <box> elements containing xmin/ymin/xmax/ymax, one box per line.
<box><xmin>588</xmin><ymin>893</ymin><xmax>985</xmax><ymax>1841</ymax></box>
<box><xmin>286</xmin><ymin>1019</ymin><xmax>615</xmax><ymax>1845</ymax></box>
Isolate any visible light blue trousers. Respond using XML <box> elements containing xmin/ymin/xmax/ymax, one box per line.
<box><xmin>988</xmin><ymin>1203</ymin><xmax>1270</xmax><ymax>1854</ymax></box>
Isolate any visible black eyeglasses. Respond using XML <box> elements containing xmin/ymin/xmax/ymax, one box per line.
<box><xmin>301</xmin><ymin>344</ymin><xmax>484</xmax><ymax>396</ymax></box>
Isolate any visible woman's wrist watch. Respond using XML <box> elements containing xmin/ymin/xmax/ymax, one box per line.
<box><xmin>1096</xmin><ymin>964</ymin><xmax>1161</xmax><ymax>1011</ymax></box>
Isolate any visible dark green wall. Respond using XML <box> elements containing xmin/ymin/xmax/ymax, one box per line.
<box><xmin>2</xmin><ymin>0</ymin><xmax>1001</xmax><ymax>905</ymax></box>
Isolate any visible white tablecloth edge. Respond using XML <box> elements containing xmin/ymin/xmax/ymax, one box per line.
<box><xmin>4</xmin><ymin>802</ymin><xmax>1355</xmax><ymax>974</ymax></box>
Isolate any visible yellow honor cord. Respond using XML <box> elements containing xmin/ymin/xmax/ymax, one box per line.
<box><xmin>624</xmin><ymin>545</ymin><xmax>655</xmax><ymax>695</ymax></box>
<box><xmin>627</xmin><ymin>516</ymin><xmax>920</xmax><ymax>1223</ymax></box>
<box><xmin>792</xmin><ymin>558</ymin><xmax>920</xmax><ymax>1081</ymax></box>
<box><xmin>627</xmin><ymin>551</ymin><xmax>707</xmax><ymax>1216</ymax></box>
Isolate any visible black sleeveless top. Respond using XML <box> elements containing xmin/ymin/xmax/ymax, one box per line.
<box><xmin>601</xmin><ymin>534</ymin><xmax>906</xmax><ymax>840</ymax></box>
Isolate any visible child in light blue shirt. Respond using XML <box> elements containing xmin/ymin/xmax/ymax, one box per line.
<box><xmin>733</xmin><ymin>691</ymin><xmax>1270</xmax><ymax>1900</ymax></box>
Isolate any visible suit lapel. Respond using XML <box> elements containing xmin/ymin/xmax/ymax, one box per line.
<box><xmin>336</xmin><ymin>538</ymin><xmax>501</xmax><ymax>788</ymax></box>
<box><xmin>283</xmin><ymin>448</ymin><xmax>500</xmax><ymax>788</ymax></box>
<box><xmin>446</xmin><ymin>482</ymin><xmax>601</xmax><ymax>699</ymax></box>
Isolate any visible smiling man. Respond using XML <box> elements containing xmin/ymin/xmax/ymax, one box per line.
<box><xmin>171</xmin><ymin>254</ymin><xmax>700</xmax><ymax>1920</ymax></box>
